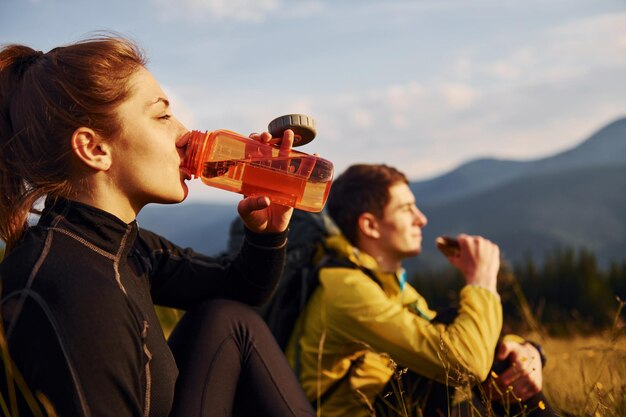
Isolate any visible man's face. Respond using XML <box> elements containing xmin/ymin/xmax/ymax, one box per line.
<box><xmin>375</xmin><ymin>182</ymin><xmax>428</xmax><ymax>262</ymax></box>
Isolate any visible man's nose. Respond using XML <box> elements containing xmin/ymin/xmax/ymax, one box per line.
<box><xmin>414</xmin><ymin>208</ymin><xmax>427</xmax><ymax>227</ymax></box>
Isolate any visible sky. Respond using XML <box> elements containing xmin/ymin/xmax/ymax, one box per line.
<box><xmin>2</xmin><ymin>0</ymin><xmax>626</xmax><ymax>204</ymax></box>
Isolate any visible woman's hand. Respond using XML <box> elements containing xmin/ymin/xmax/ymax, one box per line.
<box><xmin>236</xmin><ymin>129</ymin><xmax>295</xmax><ymax>234</ymax></box>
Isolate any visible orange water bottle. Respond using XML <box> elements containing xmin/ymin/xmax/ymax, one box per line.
<box><xmin>182</xmin><ymin>114</ymin><xmax>334</xmax><ymax>212</ymax></box>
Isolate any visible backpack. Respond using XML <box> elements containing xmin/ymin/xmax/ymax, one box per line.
<box><xmin>227</xmin><ymin>210</ymin><xmax>340</xmax><ymax>350</ymax></box>
<box><xmin>228</xmin><ymin>211</ymin><xmax>390</xmax><ymax>407</ymax></box>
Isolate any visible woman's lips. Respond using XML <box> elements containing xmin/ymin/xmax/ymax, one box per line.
<box><xmin>176</xmin><ymin>131</ymin><xmax>192</xmax><ymax>148</ymax></box>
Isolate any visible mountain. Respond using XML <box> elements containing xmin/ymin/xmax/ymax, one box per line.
<box><xmin>410</xmin><ymin>117</ymin><xmax>626</xmax><ymax>272</ymax></box>
<box><xmin>412</xmin><ymin>163</ymin><xmax>626</xmax><ymax>273</ymax></box>
<box><xmin>410</xmin><ymin>117</ymin><xmax>626</xmax><ymax>206</ymax></box>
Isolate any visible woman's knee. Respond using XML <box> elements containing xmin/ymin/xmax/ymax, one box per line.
<box><xmin>171</xmin><ymin>299</ymin><xmax>267</xmax><ymax>348</ymax></box>
<box><xmin>190</xmin><ymin>299</ymin><xmax>262</xmax><ymax>327</ymax></box>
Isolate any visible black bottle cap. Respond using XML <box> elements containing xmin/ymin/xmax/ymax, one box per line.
<box><xmin>268</xmin><ymin>114</ymin><xmax>316</xmax><ymax>146</ymax></box>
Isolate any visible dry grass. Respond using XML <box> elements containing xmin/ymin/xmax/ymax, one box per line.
<box><xmin>150</xmin><ymin>307</ymin><xmax>626</xmax><ymax>416</ymax></box>
<box><xmin>539</xmin><ymin>333</ymin><xmax>626</xmax><ymax>417</ymax></box>
<box><xmin>1</xmin><ymin>294</ymin><xmax>623</xmax><ymax>416</ymax></box>
<box><xmin>374</xmin><ymin>330</ymin><xmax>626</xmax><ymax>417</ymax></box>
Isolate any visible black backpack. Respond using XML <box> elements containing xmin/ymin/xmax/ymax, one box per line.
<box><xmin>227</xmin><ymin>210</ymin><xmax>340</xmax><ymax>350</ymax></box>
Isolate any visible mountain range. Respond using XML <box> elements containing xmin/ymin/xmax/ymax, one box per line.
<box><xmin>135</xmin><ymin>116</ymin><xmax>626</xmax><ymax>274</ymax></box>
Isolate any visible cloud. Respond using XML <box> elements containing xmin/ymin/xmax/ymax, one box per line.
<box><xmin>150</xmin><ymin>0</ymin><xmax>325</xmax><ymax>22</ymax></box>
<box><xmin>479</xmin><ymin>12</ymin><xmax>626</xmax><ymax>85</ymax></box>
<box><xmin>350</xmin><ymin>109</ymin><xmax>374</xmax><ymax>129</ymax></box>
<box><xmin>152</xmin><ymin>0</ymin><xmax>280</xmax><ymax>22</ymax></box>
<box><xmin>440</xmin><ymin>83</ymin><xmax>478</xmax><ymax>109</ymax></box>
<box><xmin>535</xmin><ymin>13</ymin><xmax>626</xmax><ymax>80</ymax></box>
<box><xmin>386</xmin><ymin>82</ymin><xmax>423</xmax><ymax>111</ymax></box>
<box><xmin>483</xmin><ymin>48</ymin><xmax>534</xmax><ymax>81</ymax></box>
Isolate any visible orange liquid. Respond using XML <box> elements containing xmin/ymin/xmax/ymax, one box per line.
<box><xmin>201</xmin><ymin>159</ymin><xmax>332</xmax><ymax>212</ymax></box>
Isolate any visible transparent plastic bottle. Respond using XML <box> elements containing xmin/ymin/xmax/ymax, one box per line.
<box><xmin>182</xmin><ymin>115</ymin><xmax>334</xmax><ymax>212</ymax></box>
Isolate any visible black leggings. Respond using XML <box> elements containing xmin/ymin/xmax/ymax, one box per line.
<box><xmin>167</xmin><ymin>299</ymin><xmax>315</xmax><ymax>417</ymax></box>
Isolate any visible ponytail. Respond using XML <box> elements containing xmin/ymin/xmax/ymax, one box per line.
<box><xmin>0</xmin><ymin>46</ymin><xmax>44</xmax><ymax>250</ymax></box>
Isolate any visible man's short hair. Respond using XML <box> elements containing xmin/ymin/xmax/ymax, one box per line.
<box><xmin>327</xmin><ymin>164</ymin><xmax>408</xmax><ymax>246</ymax></box>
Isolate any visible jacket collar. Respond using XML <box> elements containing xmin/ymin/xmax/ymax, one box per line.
<box><xmin>38</xmin><ymin>197</ymin><xmax>139</xmax><ymax>258</ymax></box>
<box><xmin>325</xmin><ymin>234</ymin><xmax>406</xmax><ymax>293</ymax></box>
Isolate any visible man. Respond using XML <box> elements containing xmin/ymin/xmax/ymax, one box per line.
<box><xmin>285</xmin><ymin>164</ymin><xmax>553</xmax><ymax>417</ymax></box>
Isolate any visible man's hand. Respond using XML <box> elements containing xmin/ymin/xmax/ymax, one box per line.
<box><xmin>488</xmin><ymin>340</ymin><xmax>543</xmax><ymax>402</ymax></box>
<box><xmin>446</xmin><ymin>234</ymin><xmax>499</xmax><ymax>294</ymax></box>
<box><xmin>236</xmin><ymin>129</ymin><xmax>294</xmax><ymax>234</ymax></box>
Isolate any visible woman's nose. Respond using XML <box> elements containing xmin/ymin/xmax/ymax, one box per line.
<box><xmin>175</xmin><ymin>119</ymin><xmax>190</xmax><ymax>149</ymax></box>
<box><xmin>176</xmin><ymin>118</ymin><xmax>188</xmax><ymax>136</ymax></box>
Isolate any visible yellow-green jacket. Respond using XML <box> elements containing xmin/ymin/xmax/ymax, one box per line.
<box><xmin>285</xmin><ymin>234</ymin><xmax>503</xmax><ymax>417</ymax></box>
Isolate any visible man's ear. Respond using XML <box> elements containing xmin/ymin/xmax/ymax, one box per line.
<box><xmin>71</xmin><ymin>127</ymin><xmax>112</xmax><ymax>171</ymax></box>
<box><xmin>358</xmin><ymin>212</ymin><xmax>381</xmax><ymax>239</ymax></box>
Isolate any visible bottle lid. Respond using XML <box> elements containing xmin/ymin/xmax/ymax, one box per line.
<box><xmin>268</xmin><ymin>114</ymin><xmax>316</xmax><ymax>146</ymax></box>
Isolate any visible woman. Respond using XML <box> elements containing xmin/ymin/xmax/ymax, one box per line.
<box><xmin>0</xmin><ymin>36</ymin><xmax>315</xmax><ymax>417</ymax></box>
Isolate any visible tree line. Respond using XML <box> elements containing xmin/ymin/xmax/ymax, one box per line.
<box><xmin>412</xmin><ymin>247</ymin><xmax>626</xmax><ymax>335</ymax></box>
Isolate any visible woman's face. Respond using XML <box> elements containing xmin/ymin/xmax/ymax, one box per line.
<box><xmin>109</xmin><ymin>67</ymin><xmax>190</xmax><ymax>208</ymax></box>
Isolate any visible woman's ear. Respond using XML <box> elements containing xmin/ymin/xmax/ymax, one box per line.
<box><xmin>358</xmin><ymin>212</ymin><xmax>381</xmax><ymax>240</ymax></box>
<box><xmin>71</xmin><ymin>127</ymin><xmax>112</xmax><ymax>171</ymax></box>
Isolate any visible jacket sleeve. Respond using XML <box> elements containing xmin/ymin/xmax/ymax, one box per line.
<box><xmin>319</xmin><ymin>269</ymin><xmax>503</xmax><ymax>383</ymax></box>
<box><xmin>136</xmin><ymin>226</ymin><xmax>287</xmax><ymax>309</ymax></box>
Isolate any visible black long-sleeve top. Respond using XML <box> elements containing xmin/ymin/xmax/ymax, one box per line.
<box><xmin>0</xmin><ymin>197</ymin><xmax>288</xmax><ymax>417</ymax></box>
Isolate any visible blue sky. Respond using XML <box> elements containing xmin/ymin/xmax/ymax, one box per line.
<box><xmin>2</xmin><ymin>0</ymin><xmax>626</xmax><ymax>204</ymax></box>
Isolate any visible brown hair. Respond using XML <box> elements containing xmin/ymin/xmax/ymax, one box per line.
<box><xmin>327</xmin><ymin>164</ymin><xmax>408</xmax><ymax>246</ymax></box>
<box><xmin>0</xmin><ymin>36</ymin><xmax>146</xmax><ymax>250</ymax></box>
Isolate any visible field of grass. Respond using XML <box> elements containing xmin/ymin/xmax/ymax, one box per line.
<box><xmin>158</xmin><ymin>306</ymin><xmax>626</xmax><ymax>416</ymax></box>
<box><xmin>1</xmin><ymin>304</ymin><xmax>622</xmax><ymax>416</ymax></box>
<box><xmin>539</xmin><ymin>332</ymin><xmax>626</xmax><ymax>417</ymax></box>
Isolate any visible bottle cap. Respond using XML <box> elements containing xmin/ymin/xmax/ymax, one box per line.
<box><xmin>268</xmin><ymin>114</ymin><xmax>316</xmax><ymax>146</ymax></box>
